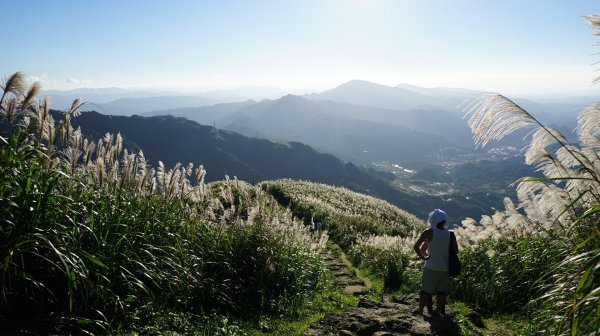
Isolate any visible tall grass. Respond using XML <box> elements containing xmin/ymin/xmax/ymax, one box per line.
<box><xmin>348</xmin><ymin>235</ymin><xmax>410</xmax><ymax>291</ymax></box>
<box><xmin>450</xmin><ymin>234</ymin><xmax>567</xmax><ymax>315</ymax></box>
<box><xmin>454</xmin><ymin>15</ymin><xmax>600</xmax><ymax>334</ymax></box>
<box><xmin>0</xmin><ymin>72</ymin><xmax>327</xmax><ymax>334</ymax></box>
<box><xmin>262</xmin><ymin>180</ymin><xmax>425</xmax><ymax>290</ymax></box>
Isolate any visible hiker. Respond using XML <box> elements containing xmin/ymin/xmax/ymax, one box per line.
<box><xmin>412</xmin><ymin>209</ymin><xmax>458</xmax><ymax>316</ymax></box>
<box><xmin>315</xmin><ymin>220</ymin><xmax>322</xmax><ymax>232</ymax></box>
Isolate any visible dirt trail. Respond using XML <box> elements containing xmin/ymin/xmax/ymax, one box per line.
<box><xmin>304</xmin><ymin>249</ymin><xmax>463</xmax><ymax>336</ymax></box>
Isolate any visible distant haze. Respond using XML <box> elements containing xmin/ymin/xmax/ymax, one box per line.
<box><xmin>2</xmin><ymin>1</ymin><xmax>599</xmax><ymax>97</ymax></box>
<box><xmin>43</xmin><ymin>79</ymin><xmax>597</xmax><ymax>114</ymax></box>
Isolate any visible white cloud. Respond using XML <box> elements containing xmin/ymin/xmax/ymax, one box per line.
<box><xmin>66</xmin><ymin>77</ymin><xmax>93</xmax><ymax>85</ymax></box>
<box><xmin>26</xmin><ymin>73</ymin><xmax>48</xmax><ymax>83</ymax></box>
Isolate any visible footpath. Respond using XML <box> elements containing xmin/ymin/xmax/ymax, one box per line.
<box><xmin>303</xmin><ymin>248</ymin><xmax>464</xmax><ymax>336</ymax></box>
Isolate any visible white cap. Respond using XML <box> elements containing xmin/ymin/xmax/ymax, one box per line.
<box><xmin>428</xmin><ymin>209</ymin><xmax>448</xmax><ymax>227</ymax></box>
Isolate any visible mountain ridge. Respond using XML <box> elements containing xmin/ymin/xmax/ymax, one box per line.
<box><xmin>63</xmin><ymin>111</ymin><xmax>430</xmax><ymax>211</ymax></box>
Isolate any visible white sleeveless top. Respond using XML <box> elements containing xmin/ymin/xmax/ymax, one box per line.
<box><xmin>425</xmin><ymin>227</ymin><xmax>451</xmax><ymax>271</ymax></box>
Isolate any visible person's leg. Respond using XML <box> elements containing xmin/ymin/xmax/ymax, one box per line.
<box><xmin>418</xmin><ymin>268</ymin><xmax>435</xmax><ymax>315</ymax></box>
<box><xmin>435</xmin><ymin>271</ymin><xmax>450</xmax><ymax>315</ymax></box>
<box><xmin>418</xmin><ymin>291</ymin><xmax>429</xmax><ymax>314</ymax></box>
<box><xmin>426</xmin><ymin>293</ymin><xmax>433</xmax><ymax>314</ymax></box>
<box><xmin>435</xmin><ymin>293</ymin><xmax>446</xmax><ymax>315</ymax></box>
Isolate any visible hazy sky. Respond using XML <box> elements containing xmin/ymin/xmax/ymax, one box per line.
<box><xmin>2</xmin><ymin>1</ymin><xmax>599</xmax><ymax>96</ymax></box>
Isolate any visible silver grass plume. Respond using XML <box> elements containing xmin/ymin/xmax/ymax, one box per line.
<box><xmin>41</xmin><ymin>115</ymin><xmax>56</xmax><ymax>144</ymax></box>
<box><xmin>147</xmin><ymin>168</ymin><xmax>157</xmax><ymax>195</ymax></box>
<box><xmin>112</xmin><ymin>133</ymin><xmax>123</xmax><ymax>167</ymax></box>
<box><xmin>33</xmin><ymin>96</ymin><xmax>50</xmax><ymax>141</ymax></box>
<box><xmin>465</xmin><ymin>94</ymin><xmax>590</xmax><ymax>175</ymax></box>
<box><xmin>59</xmin><ymin>115</ymin><xmax>74</xmax><ymax>145</ymax></box>
<box><xmin>62</xmin><ymin>146</ymin><xmax>83</xmax><ymax>176</ymax></box>
<box><xmin>194</xmin><ymin>165</ymin><xmax>206</xmax><ymax>185</ymax></box>
<box><xmin>135</xmin><ymin>150</ymin><xmax>149</xmax><ymax>194</ymax></box>
<box><xmin>524</xmin><ymin>127</ymin><xmax>568</xmax><ymax>166</ymax></box>
<box><xmin>96</xmin><ymin>138</ymin><xmax>105</xmax><ymax>163</ymax></box>
<box><xmin>0</xmin><ymin>72</ymin><xmax>27</xmax><ymax>96</ymax></box>
<box><xmin>464</xmin><ymin>93</ymin><xmax>536</xmax><ymax>148</ymax></box>
<box><xmin>191</xmin><ymin>165</ymin><xmax>207</xmax><ymax>203</ymax></box>
<box><xmin>136</xmin><ymin>152</ymin><xmax>154</xmax><ymax>194</ymax></box>
<box><xmin>1</xmin><ymin>96</ymin><xmax>18</xmax><ymax>127</ymax></box>
<box><xmin>83</xmin><ymin>139</ymin><xmax>95</xmax><ymax>168</ymax></box>
<box><xmin>120</xmin><ymin>149</ymin><xmax>136</xmax><ymax>190</ymax></box>
<box><xmin>555</xmin><ymin>145</ymin><xmax>595</xmax><ymax>177</ymax></box>
<box><xmin>587</xmin><ymin>15</ymin><xmax>600</xmax><ymax>83</ymax></box>
<box><xmin>577</xmin><ymin>103</ymin><xmax>600</xmax><ymax>149</ymax></box>
<box><xmin>44</xmin><ymin>114</ymin><xmax>57</xmax><ymax>150</ymax></box>
<box><xmin>71</xmin><ymin>127</ymin><xmax>83</xmax><ymax>150</ymax></box>
<box><xmin>107</xmin><ymin>159</ymin><xmax>120</xmax><ymax>191</ymax></box>
<box><xmin>157</xmin><ymin>161</ymin><xmax>167</xmax><ymax>195</ymax></box>
<box><xmin>533</xmin><ymin>152</ymin><xmax>572</xmax><ymax>181</ymax></box>
<box><xmin>102</xmin><ymin>133</ymin><xmax>114</xmax><ymax>166</ymax></box>
<box><xmin>502</xmin><ymin>197</ymin><xmax>532</xmax><ymax>232</ymax></box>
<box><xmin>21</xmin><ymin>81</ymin><xmax>41</xmax><ymax>113</ymax></box>
<box><xmin>18</xmin><ymin>116</ymin><xmax>31</xmax><ymax>130</ymax></box>
<box><xmin>587</xmin><ymin>14</ymin><xmax>600</xmax><ymax>35</ymax></box>
<box><xmin>165</xmin><ymin>163</ymin><xmax>181</xmax><ymax>199</ymax></box>
<box><xmin>95</xmin><ymin>157</ymin><xmax>105</xmax><ymax>187</ymax></box>
<box><xmin>0</xmin><ymin>72</ymin><xmax>27</xmax><ymax>117</ymax></box>
<box><xmin>178</xmin><ymin>163</ymin><xmax>193</xmax><ymax>201</ymax></box>
<box><xmin>516</xmin><ymin>180</ymin><xmax>573</xmax><ymax>226</ymax></box>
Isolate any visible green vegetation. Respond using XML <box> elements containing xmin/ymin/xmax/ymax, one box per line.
<box><xmin>263</xmin><ymin>179</ymin><xmax>424</xmax><ymax>246</ymax></box>
<box><xmin>262</xmin><ymin>179</ymin><xmax>425</xmax><ymax>294</ymax></box>
<box><xmin>385</xmin><ymin>156</ymin><xmax>541</xmax><ymax>223</ymax></box>
<box><xmin>0</xmin><ymin>73</ymin><xmax>328</xmax><ymax>334</ymax></box>
<box><xmin>450</xmin><ymin>234</ymin><xmax>566</xmax><ymax>314</ymax></box>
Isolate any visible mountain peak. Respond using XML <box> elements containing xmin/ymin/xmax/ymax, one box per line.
<box><xmin>336</xmin><ymin>79</ymin><xmax>387</xmax><ymax>90</ymax></box>
<box><xmin>276</xmin><ymin>94</ymin><xmax>309</xmax><ymax>104</ymax></box>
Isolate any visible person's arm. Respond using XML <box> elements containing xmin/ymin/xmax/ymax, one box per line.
<box><xmin>413</xmin><ymin>230</ymin><xmax>431</xmax><ymax>260</ymax></box>
<box><xmin>451</xmin><ymin>232</ymin><xmax>459</xmax><ymax>253</ymax></box>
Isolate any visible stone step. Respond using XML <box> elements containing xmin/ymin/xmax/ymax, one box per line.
<box><xmin>337</xmin><ymin>279</ymin><xmax>365</xmax><ymax>287</ymax></box>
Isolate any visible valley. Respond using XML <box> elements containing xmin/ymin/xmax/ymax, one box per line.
<box><xmin>87</xmin><ymin>80</ymin><xmax>558</xmax><ymax>223</ymax></box>
<box><xmin>40</xmin><ymin>79</ymin><xmax>575</xmax><ymax>228</ymax></box>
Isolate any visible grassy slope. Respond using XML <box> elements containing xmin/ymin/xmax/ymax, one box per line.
<box><xmin>262</xmin><ymin>179</ymin><xmax>530</xmax><ymax>335</ymax></box>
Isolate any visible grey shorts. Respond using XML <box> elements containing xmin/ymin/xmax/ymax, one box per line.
<box><xmin>421</xmin><ymin>267</ymin><xmax>449</xmax><ymax>294</ymax></box>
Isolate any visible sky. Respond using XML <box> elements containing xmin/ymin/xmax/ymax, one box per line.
<box><xmin>1</xmin><ymin>0</ymin><xmax>599</xmax><ymax>96</ymax></box>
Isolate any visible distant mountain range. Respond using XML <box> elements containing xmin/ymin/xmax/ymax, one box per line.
<box><xmin>305</xmin><ymin>80</ymin><xmax>469</xmax><ymax>112</ymax></box>
<box><xmin>219</xmin><ymin>94</ymin><xmax>474</xmax><ymax>165</ymax></box>
<box><xmin>44</xmin><ymin>86</ymin><xmax>291</xmax><ymax>114</ymax></box>
<box><xmin>41</xmin><ymin>80</ymin><xmax>588</xmax><ymax>221</ymax></box>
<box><xmin>48</xmin><ymin>79</ymin><xmax>583</xmax><ymax>173</ymax></box>
<box><xmin>139</xmin><ymin>80</ymin><xmax>581</xmax><ymax>168</ymax></box>
<box><xmin>140</xmin><ymin>82</ymin><xmax>497</xmax><ymax>167</ymax></box>
<box><xmin>65</xmin><ymin>111</ymin><xmax>412</xmax><ymax>200</ymax></box>
<box><xmin>65</xmin><ymin>110</ymin><xmax>513</xmax><ymax>220</ymax></box>
<box><xmin>49</xmin><ymin>80</ymin><xmax>587</xmax><ymax>126</ymax></box>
